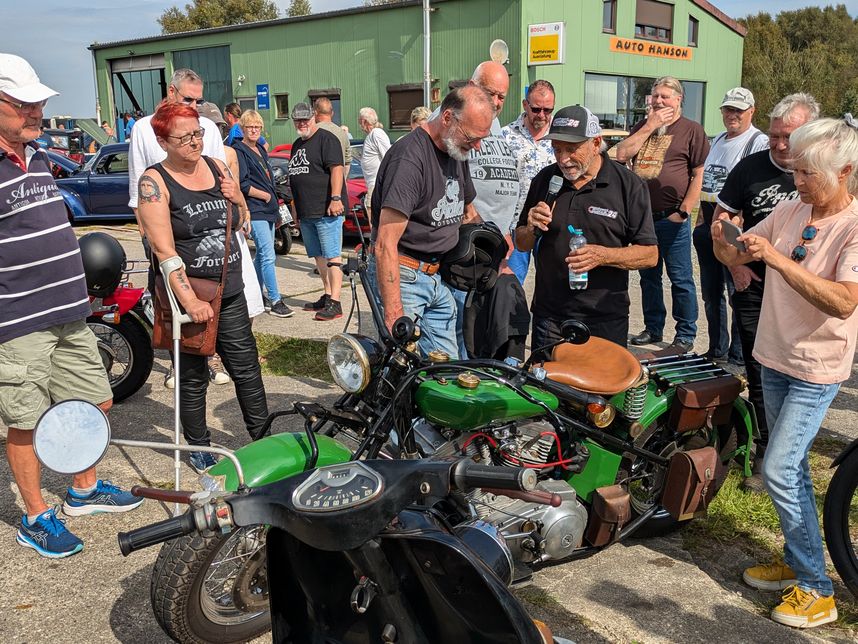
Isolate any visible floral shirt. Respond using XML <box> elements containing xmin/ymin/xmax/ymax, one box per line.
<box><xmin>501</xmin><ymin>113</ymin><xmax>555</xmax><ymax>231</ymax></box>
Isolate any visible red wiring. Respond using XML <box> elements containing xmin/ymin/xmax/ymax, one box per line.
<box><xmin>465</xmin><ymin>430</ymin><xmax>573</xmax><ymax>470</ymax></box>
<box><xmin>461</xmin><ymin>432</ymin><xmax>498</xmax><ymax>450</ymax></box>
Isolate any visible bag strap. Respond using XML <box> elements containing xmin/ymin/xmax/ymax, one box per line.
<box><xmin>740</xmin><ymin>130</ymin><xmax>763</xmax><ymax>160</ymax></box>
<box><xmin>207</xmin><ymin>157</ymin><xmax>233</xmax><ymax>291</ymax></box>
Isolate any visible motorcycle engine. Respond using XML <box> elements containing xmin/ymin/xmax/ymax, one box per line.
<box><xmin>413</xmin><ymin>419</ymin><xmax>589</xmax><ymax>564</ymax></box>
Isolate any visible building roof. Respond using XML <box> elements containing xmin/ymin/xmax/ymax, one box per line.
<box><xmin>692</xmin><ymin>0</ymin><xmax>748</xmax><ymax>37</ymax></box>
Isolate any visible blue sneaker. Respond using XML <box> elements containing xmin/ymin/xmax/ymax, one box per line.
<box><xmin>17</xmin><ymin>507</ymin><xmax>83</xmax><ymax>558</ymax></box>
<box><xmin>62</xmin><ymin>480</ymin><xmax>144</xmax><ymax>517</ymax></box>
<box><xmin>189</xmin><ymin>451</ymin><xmax>219</xmax><ymax>474</ymax></box>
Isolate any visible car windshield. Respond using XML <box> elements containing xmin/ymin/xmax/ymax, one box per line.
<box><xmin>349</xmin><ymin>157</ymin><xmax>363</xmax><ymax>180</ymax></box>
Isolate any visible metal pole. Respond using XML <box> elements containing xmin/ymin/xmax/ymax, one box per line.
<box><xmin>423</xmin><ymin>0</ymin><xmax>431</xmax><ymax>107</ymax></box>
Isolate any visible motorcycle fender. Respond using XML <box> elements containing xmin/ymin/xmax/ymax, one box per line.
<box><xmin>206</xmin><ymin>433</ymin><xmax>352</xmax><ymax>491</ymax></box>
<box><xmin>831</xmin><ymin>436</ymin><xmax>858</xmax><ymax>468</ymax></box>
<box><xmin>731</xmin><ymin>397</ymin><xmax>758</xmax><ymax>477</ymax></box>
<box><xmin>102</xmin><ymin>286</ymin><xmax>145</xmax><ymax>315</ymax></box>
<box><xmin>634</xmin><ymin>385</ymin><xmax>673</xmax><ymax>431</ymax></box>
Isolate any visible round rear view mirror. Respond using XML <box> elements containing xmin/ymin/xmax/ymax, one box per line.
<box><xmin>32</xmin><ymin>400</ymin><xmax>111</xmax><ymax>474</ymax></box>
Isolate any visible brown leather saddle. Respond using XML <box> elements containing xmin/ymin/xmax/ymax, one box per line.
<box><xmin>542</xmin><ymin>337</ymin><xmax>642</xmax><ymax>396</ymax></box>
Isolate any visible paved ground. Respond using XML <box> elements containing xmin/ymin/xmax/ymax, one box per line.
<box><xmin>0</xmin><ymin>223</ymin><xmax>856</xmax><ymax>643</ymax></box>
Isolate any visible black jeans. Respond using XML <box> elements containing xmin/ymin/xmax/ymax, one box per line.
<box><xmin>178</xmin><ymin>291</ymin><xmax>268</xmax><ymax>446</ymax></box>
<box><xmin>731</xmin><ymin>280</ymin><xmax>768</xmax><ymax>451</ymax></box>
<box><xmin>532</xmin><ymin>315</ymin><xmax>628</xmax><ymax>360</ymax></box>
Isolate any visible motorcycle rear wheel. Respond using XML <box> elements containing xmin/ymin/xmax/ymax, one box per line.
<box><xmin>823</xmin><ymin>446</ymin><xmax>858</xmax><ymax>598</ymax></box>
<box><xmin>274</xmin><ymin>224</ymin><xmax>292</xmax><ymax>256</ymax></box>
<box><xmin>150</xmin><ymin>525</ymin><xmax>270</xmax><ymax>644</ymax></box>
<box><xmin>87</xmin><ymin>314</ymin><xmax>153</xmax><ymax>403</ymax></box>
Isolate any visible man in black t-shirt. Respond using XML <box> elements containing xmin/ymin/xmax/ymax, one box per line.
<box><xmin>369</xmin><ymin>86</ymin><xmax>493</xmax><ymax>358</ymax></box>
<box><xmin>515</xmin><ymin>105</ymin><xmax>657</xmax><ymax>350</ymax></box>
<box><xmin>289</xmin><ymin>101</ymin><xmax>349</xmax><ymax>321</ymax></box>
<box><xmin>713</xmin><ymin>92</ymin><xmax>819</xmax><ymax>492</ymax></box>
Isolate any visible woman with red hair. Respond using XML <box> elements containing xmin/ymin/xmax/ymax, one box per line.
<box><xmin>137</xmin><ymin>101</ymin><xmax>269</xmax><ymax>474</ymax></box>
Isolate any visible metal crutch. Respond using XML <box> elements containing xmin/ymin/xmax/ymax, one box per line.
<box><xmin>159</xmin><ymin>256</ymin><xmax>192</xmax><ymax>516</ymax></box>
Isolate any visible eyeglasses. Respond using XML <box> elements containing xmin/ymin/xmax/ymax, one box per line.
<box><xmin>527</xmin><ymin>103</ymin><xmax>554</xmax><ymax>115</ymax></box>
<box><xmin>0</xmin><ymin>97</ymin><xmax>47</xmax><ymax>113</ymax></box>
<box><xmin>790</xmin><ymin>224</ymin><xmax>818</xmax><ymax>263</ymax></box>
<box><xmin>244</xmin><ymin>125</ymin><xmax>263</xmax><ymax>131</ymax></box>
<box><xmin>171</xmin><ymin>85</ymin><xmax>204</xmax><ymax>106</ymax></box>
<box><xmin>453</xmin><ymin>117</ymin><xmax>483</xmax><ymax>146</ymax></box>
<box><xmin>167</xmin><ymin>127</ymin><xmax>206</xmax><ymax>146</ymax></box>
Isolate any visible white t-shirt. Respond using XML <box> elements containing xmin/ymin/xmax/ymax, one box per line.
<box><xmin>700</xmin><ymin>126</ymin><xmax>768</xmax><ymax>203</ymax></box>
<box><xmin>127</xmin><ymin>114</ymin><xmax>226</xmax><ymax>208</ymax></box>
<box><xmin>467</xmin><ymin>117</ymin><xmax>520</xmax><ymax>233</ymax></box>
<box><xmin>361</xmin><ymin>127</ymin><xmax>391</xmax><ymax>190</ymax></box>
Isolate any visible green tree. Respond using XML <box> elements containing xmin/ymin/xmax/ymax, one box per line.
<box><xmin>288</xmin><ymin>0</ymin><xmax>312</xmax><ymax>17</ymax></box>
<box><xmin>159</xmin><ymin>0</ymin><xmax>279</xmax><ymax>34</ymax></box>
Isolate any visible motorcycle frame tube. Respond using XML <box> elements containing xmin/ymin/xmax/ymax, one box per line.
<box><xmin>730</xmin><ymin>397</ymin><xmax>757</xmax><ymax>477</ymax></box>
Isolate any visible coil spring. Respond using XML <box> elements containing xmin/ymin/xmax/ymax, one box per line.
<box><xmin>621</xmin><ymin>381</ymin><xmax>648</xmax><ymax>420</ymax></box>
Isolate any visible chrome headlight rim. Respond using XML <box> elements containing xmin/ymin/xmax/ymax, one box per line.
<box><xmin>327</xmin><ymin>332</ymin><xmax>371</xmax><ymax>393</ymax></box>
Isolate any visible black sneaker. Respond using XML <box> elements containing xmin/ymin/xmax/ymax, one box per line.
<box><xmin>269</xmin><ymin>300</ymin><xmax>294</xmax><ymax>318</ymax></box>
<box><xmin>262</xmin><ymin>296</ymin><xmax>273</xmax><ymax>312</ymax></box>
<box><xmin>303</xmin><ymin>293</ymin><xmax>329</xmax><ymax>311</ymax></box>
<box><xmin>315</xmin><ymin>299</ymin><xmax>343</xmax><ymax>321</ymax></box>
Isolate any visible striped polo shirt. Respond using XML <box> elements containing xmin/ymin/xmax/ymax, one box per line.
<box><xmin>0</xmin><ymin>143</ymin><xmax>91</xmax><ymax>344</ymax></box>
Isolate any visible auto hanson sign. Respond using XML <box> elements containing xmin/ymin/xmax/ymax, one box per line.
<box><xmin>610</xmin><ymin>37</ymin><xmax>693</xmax><ymax>61</ymax></box>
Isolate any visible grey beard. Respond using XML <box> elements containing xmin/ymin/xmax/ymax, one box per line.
<box><xmin>442</xmin><ymin>134</ymin><xmax>470</xmax><ymax>162</ymax></box>
<box><xmin>656</xmin><ymin>125</ymin><xmax>668</xmax><ymax>137</ymax></box>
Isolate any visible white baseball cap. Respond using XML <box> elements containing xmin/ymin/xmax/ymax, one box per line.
<box><xmin>0</xmin><ymin>54</ymin><xmax>58</xmax><ymax>103</ymax></box>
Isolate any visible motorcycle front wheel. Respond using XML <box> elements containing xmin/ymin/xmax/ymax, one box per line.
<box><xmin>87</xmin><ymin>314</ymin><xmax>154</xmax><ymax>403</ymax></box>
<box><xmin>823</xmin><ymin>445</ymin><xmax>858</xmax><ymax>598</ymax></box>
<box><xmin>273</xmin><ymin>224</ymin><xmax>292</xmax><ymax>256</ymax></box>
<box><xmin>150</xmin><ymin>525</ymin><xmax>270</xmax><ymax>644</ymax></box>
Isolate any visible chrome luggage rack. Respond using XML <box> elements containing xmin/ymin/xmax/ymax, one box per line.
<box><xmin>640</xmin><ymin>353</ymin><xmax>737</xmax><ymax>393</ymax></box>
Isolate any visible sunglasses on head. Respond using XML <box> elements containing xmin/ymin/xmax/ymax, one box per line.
<box><xmin>790</xmin><ymin>224</ymin><xmax>818</xmax><ymax>263</ymax></box>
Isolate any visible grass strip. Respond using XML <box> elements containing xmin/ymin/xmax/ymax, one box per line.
<box><xmin>254</xmin><ymin>332</ymin><xmax>333</xmax><ymax>382</ymax></box>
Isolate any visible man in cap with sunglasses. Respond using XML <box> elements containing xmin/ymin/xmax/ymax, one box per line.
<box><xmin>514</xmin><ymin>106</ymin><xmax>657</xmax><ymax>350</ymax></box>
<box><xmin>0</xmin><ymin>54</ymin><xmax>143</xmax><ymax>558</ymax></box>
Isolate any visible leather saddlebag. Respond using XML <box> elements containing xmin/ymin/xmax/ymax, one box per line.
<box><xmin>668</xmin><ymin>376</ymin><xmax>743</xmax><ymax>433</ymax></box>
<box><xmin>585</xmin><ymin>485</ymin><xmax>631</xmax><ymax>547</ymax></box>
<box><xmin>152</xmin><ymin>275</ymin><xmax>222</xmax><ymax>356</ymax></box>
<box><xmin>661</xmin><ymin>447</ymin><xmax>719</xmax><ymax>521</ymax></box>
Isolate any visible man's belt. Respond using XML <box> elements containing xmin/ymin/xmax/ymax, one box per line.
<box><xmin>652</xmin><ymin>206</ymin><xmax>689</xmax><ymax>222</ymax></box>
<box><xmin>368</xmin><ymin>244</ymin><xmax>440</xmax><ymax>275</ymax></box>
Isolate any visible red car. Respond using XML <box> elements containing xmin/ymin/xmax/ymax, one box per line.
<box><xmin>268</xmin><ymin>143</ymin><xmax>370</xmax><ymax>239</ymax></box>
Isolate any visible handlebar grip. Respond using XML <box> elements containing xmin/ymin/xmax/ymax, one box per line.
<box><xmin>482</xmin><ymin>488</ymin><xmax>563</xmax><ymax>507</ymax></box>
<box><xmin>130</xmin><ymin>486</ymin><xmax>195</xmax><ymax>504</ymax></box>
<box><xmin>118</xmin><ymin>511</ymin><xmax>197</xmax><ymax>557</ymax></box>
<box><xmin>453</xmin><ymin>461</ymin><xmax>537</xmax><ymax>493</ymax></box>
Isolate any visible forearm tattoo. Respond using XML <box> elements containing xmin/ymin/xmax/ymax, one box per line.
<box><xmin>139</xmin><ymin>176</ymin><xmax>162</xmax><ymax>203</ymax></box>
<box><xmin>175</xmin><ymin>270</ymin><xmax>191</xmax><ymax>292</ymax></box>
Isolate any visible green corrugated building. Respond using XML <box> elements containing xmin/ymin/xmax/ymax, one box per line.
<box><xmin>90</xmin><ymin>0</ymin><xmax>746</xmax><ymax>145</ymax></box>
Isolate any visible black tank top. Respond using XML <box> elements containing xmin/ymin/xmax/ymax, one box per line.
<box><xmin>151</xmin><ymin>156</ymin><xmax>243</xmax><ymax>297</ymax></box>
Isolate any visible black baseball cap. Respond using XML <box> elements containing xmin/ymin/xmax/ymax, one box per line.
<box><xmin>547</xmin><ymin>105</ymin><xmax>602</xmax><ymax>143</ymax></box>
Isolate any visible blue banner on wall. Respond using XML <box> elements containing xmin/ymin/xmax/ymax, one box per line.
<box><xmin>257</xmin><ymin>84</ymin><xmax>270</xmax><ymax>110</ymax></box>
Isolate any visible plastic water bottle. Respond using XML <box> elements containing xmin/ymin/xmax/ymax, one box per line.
<box><xmin>568</xmin><ymin>225</ymin><xmax>588</xmax><ymax>290</ymax></box>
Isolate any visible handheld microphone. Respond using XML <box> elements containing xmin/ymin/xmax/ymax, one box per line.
<box><xmin>534</xmin><ymin>175</ymin><xmax>563</xmax><ymax>238</ymax></box>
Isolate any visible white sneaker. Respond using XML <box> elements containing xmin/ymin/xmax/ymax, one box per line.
<box><xmin>164</xmin><ymin>367</ymin><xmax>175</xmax><ymax>389</ymax></box>
<box><xmin>208</xmin><ymin>355</ymin><xmax>231</xmax><ymax>385</ymax></box>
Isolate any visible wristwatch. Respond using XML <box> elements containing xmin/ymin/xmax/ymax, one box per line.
<box><xmin>330</xmin><ymin>195</ymin><xmax>342</xmax><ymax>202</ymax></box>
<box><xmin>677</xmin><ymin>209</ymin><xmax>689</xmax><ymax>219</ymax></box>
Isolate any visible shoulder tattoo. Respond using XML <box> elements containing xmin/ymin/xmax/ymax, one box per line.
<box><xmin>138</xmin><ymin>176</ymin><xmax>162</xmax><ymax>203</ymax></box>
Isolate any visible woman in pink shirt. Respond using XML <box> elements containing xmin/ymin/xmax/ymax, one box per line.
<box><xmin>713</xmin><ymin>116</ymin><xmax>858</xmax><ymax>629</ymax></box>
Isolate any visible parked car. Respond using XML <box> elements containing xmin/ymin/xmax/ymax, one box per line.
<box><xmin>602</xmin><ymin>128</ymin><xmax>629</xmax><ymax>160</ymax></box>
<box><xmin>37</xmin><ymin>128</ymin><xmax>87</xmax><ymax>164</ymax></box>
<box><xmin>268</xmin><ymin>143</ymin><xmax>369</xmax><ymax>238</ymax></box>
<box><xmin>45</xmin><ymin>150</ymin><xmax>82</xmax><ymax>180</ymax></box>
<box><xmin>54</xmin><ymin>143</ymin><xmax>135</xmax><ymax>223</ymax></box>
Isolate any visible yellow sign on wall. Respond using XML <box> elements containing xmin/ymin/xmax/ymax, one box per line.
<box><xmin>528</xmin><ymin>22</ymin><xmax>565</xmax><ymax>66</ymax></box>
<box><xmin>610</xmin><ymin>37</ymin><xmax>693</xmax><ymax>61</ymax></box>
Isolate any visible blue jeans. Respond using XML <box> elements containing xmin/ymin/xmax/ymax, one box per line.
<box><xmin>692</xmin><ymin>222</ymin><xmax>743</xmax><ymax>361</ymax></box>
<box><xmin>761</xmin><ymin>366</ymin><xmax>840</xmax><ymax>596</ymax></box>
<box><xmin>451</xmin><ymin>287</ymin><xmax>469</xmax><ymax>359</ymax></box>
<box><xmin>366</xmin><ymin>256</ymin><xmax>459</xmax><ymax>359</ymax></box>
<box><xmin>638</xmin><ymin>218</ymin><xmax>698</xmax><ymax>343</ymax></box>
<box><xmin>250</xmin><ymin>220</ymin><xmax>280</xmax><ymax>301</ymax></box>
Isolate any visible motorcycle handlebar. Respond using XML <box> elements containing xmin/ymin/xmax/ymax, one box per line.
<box><xmin>452</xmin><ymin>461</ymin><xmax>537</xmax><ymax>494</ymax></box>
<box><xmin>118</xmin><ymin>510</ymin><xmax>197</xmax><ymax>557</ymax></box>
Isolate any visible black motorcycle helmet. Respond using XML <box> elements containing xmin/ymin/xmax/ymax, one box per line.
<box><xmin>440</xmin><ymin>222</ymin><xmax>508</xmax><ymax>292</ymax></box>
<box><xmin>78</xmin><ymin>232</ymin><xmax>126</xmax><ymax>297</ymax></box>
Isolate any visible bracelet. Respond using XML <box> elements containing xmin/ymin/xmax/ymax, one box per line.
<box><xmin>330</xmin><ymin>195</ymin><xmax>342</xmax><ymax>202</ymax></box>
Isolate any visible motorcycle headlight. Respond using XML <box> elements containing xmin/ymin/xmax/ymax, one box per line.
<box><xmin>327</xmin><ymin>333</ymin><xmax>381</xmax><ymax>393</ymax></box>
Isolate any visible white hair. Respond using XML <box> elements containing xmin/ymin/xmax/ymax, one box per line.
<box><xmin>770</xmin><ymin>93</ymin><xmax>820</xmax><ymax>126</ymax></box>
<box><xmin>790</xmin><ymin>117</ymin><xmax>858</xmax><ymax>195</ymax></box>
<box><xmin>170</xmin><ymin>68</ymin><xmax>203</xmax><ymax>88</ymax></box>
<box><xmin>358</xmin><ymin>107</ymin><xmax>380</xmax><ymax>128</ymax></box>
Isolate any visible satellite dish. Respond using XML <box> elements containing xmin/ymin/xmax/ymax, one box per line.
<box><xmin>489</xmin><ymin>39</ymin><xmax>509</xmax><ymax>64</ymax></box>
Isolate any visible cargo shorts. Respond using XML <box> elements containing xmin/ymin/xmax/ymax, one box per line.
<box><xmin>0</xmin><ymin>321</ymin><xmax>112</xmax><ymax>430</ymax></box>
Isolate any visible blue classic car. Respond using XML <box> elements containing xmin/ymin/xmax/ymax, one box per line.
<box><xmin>54</xmin><ymin>143</ymin><xmax>134</xmax><ymax>223</ymax></box>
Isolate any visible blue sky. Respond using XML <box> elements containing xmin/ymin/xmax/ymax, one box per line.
<box><xmin>5</xmin><ymin>0</ymin><xmax>854</xmax><ymax>116</ymax></box>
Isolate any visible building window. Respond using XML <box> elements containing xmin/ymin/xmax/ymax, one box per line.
<box><xmin>308</xmin><ymin>89</ymin><xmax>342</xmax><ymax>124</ymax></box>
<box><xmin>274</xmin><ymin>93</ymin><xmax>289</xmax><ymax>119</ymax></box>
<box><xmin>688</xmin><ymin>16</ymin><xmax>699</xmax><ymax>47</ymax></box>
<box><xmin>388</xmin><ymin>84</ymin><xmax>423</xmax><ymax>129</ymax></box>
<box><xmin>603</xmin><ymin>0</ymin><xmax>617</xmax><ymax>34</ymax></box>
<box><xmin>584</xmin><ymin>73</ymin><xmax>705</xmax><ymax>131</ymax></box>
<box><xmin>237</xmin><ymin>97</ymin><xmax>256</xmax><ymax>113</ymax></box>
<box><xmin>635</xmin><ymin>0</ymin><xmax>673</xmax><ymax>43</ymax></box>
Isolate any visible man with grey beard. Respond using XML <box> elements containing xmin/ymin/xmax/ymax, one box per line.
<box><xmin>368</xmin><ymin>85</ymin><xmax>493</xmax><ymax>358</ymax></box>
<box><xmin>515</xmin><ymin>105</ymin><xmax>657</xmax><ymax>349</ymax></box>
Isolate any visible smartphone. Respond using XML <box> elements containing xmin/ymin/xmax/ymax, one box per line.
<box><xmin>720</xmin><ymin>220</ymin><xmax>746</xmax><ymax>252</ymax></box>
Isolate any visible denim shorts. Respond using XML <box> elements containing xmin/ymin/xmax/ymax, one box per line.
<box><xmin>0</xmin><ymin>321</ymin><xmax>112</xmax><ymax>430</ymax></box>
<box><xmin>300</xmin><ymin>215</ymin><xmax>343</xmax><ymax>259</ymax></box>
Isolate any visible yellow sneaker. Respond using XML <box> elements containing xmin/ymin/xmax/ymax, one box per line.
<box><xmin>743</xmin><ymin>561</ymin><xmax>798</xmax><ymax>590</ymax></box>
<box><xmin>771</xmin><ymin>585</ymin><xmax>837</xmax><ymax>628</ymax></box>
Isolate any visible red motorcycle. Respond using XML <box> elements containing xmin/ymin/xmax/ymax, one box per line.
<box><xmin>80</xmin><ymin>233</ymin><xmax>154</xmax><ymax>402</ymax></box>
